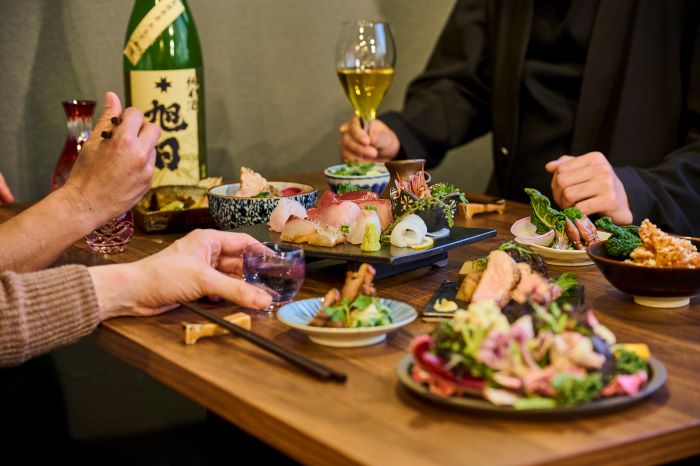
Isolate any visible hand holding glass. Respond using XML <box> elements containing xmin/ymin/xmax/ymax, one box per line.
<box><xmin>243</xmin><ymin>242</ymin><xmax>305</xmax><ymax>311</ymax></box>
<box><xmin>336</xmin><ymin>20</ymin><xmax>396</xmax><ymax>135</ymax></box>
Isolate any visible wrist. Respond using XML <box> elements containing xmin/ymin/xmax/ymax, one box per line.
<box><xmin>51</xmin><ymin>184</ymin><xmax>103</xmax><ymax>235</ymax></box>
<box><xmin>88</xmin><ymin>263</ymin><xmax>144</xmax><ymax>321</ymax></box>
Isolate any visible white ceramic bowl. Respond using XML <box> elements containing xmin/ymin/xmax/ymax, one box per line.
<box><xmin>277</xmin><ymin>297</ymin><xmax>417</xmax><ymax>347</ymax></box>
<box><xmin>324</xmin><ymin>163</ymin><xmax>390</xmax><ymax>195</ymax></box>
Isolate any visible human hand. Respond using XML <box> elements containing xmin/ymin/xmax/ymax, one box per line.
<box><xmin>545</xmin><ymin>151</ymin><xmax>633</xmax><ymax>225</ymax></box>
<box><xmin>61</xmin><ymin>91</ymin><xmax>160</xmax><ymax>229</ymax></box>
<box><xmin>339</xmin><ymin>115</ymin><xmax>400</xmax><ymax>163</ymax></box>
<box><xmin>88</xmin><ymin>230</ymin><xmax>273</xmax><ymax>320</ymax></box>
<box><xmin>0</xmin><ymin>171</ymin><xmax>14</xmax><ymax>206</ymax></box>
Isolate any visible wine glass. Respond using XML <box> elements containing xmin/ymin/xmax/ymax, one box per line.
<box><xmin>336</xmin><ymin>20</ymin><xmax>396</xmax><ymax>135</ymax></box>
<box><xmin>243</xmin><ymin>242</ymin><xmax>305</xmax><ymax>312</ymax></box>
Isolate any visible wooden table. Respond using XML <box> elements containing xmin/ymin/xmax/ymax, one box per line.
<box><xmin>3</xmin><ymin>172</ymin><xmax>699</xmax><ymax>465</ymax></box>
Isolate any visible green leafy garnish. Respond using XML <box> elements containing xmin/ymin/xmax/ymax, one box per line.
<box><xmin>551</xmin><ymin>372</ymin><xmax>603</xmax><ymax>406</ymax></box>
<box><xmin>322</xmin><ymin>298</ymin><xmax>351</xmax><ymax>323</ymax></box>
<box><xmin>336</xmin><ymin>182</ymin><xmax>361</xmax><ymax>194</ymax></box>
<box><xmin>340</xmin><ymin>225</ymin><xmax>350</xmax><ymax>233</ymax></box>
<box><xmin>253</xmin><ymin>192</ymin><xmax>270</xmax><ymax>198</ymax></box>
<box><xmin>363</xmin><ymin>205</ymin><xmax>377</xmax><ymax>211</ymax></box>
<box><xmin>614</xmin><ymin>348</ymin><xmax>646</xmax><ymax>375</ymax></box>
<box><xmin>524</xmin><ymin>188</ymin><xmax>563</xmax><ymax>234</ymax></box>
<box><xmin>333</xmin><ymin>161</ymin><xmax>377</xmax><ymax>176</ymax></box>
<box><xmin>553</xmin><ymin>272</ymin><xmax>578</xmax><ymax>294</ymax></box>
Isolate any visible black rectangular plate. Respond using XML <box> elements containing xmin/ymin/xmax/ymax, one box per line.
<box><xmin>421</xmin><ymin>281</ymin><xmax>585</xmax><ymax>319</ymax></box>
<box><xmin>229</xmin><ymin>224</ymin><xmax>496</xmax><ymax>265</ymax></box>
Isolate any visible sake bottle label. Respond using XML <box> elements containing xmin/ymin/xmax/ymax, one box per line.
<box><xmin>123</xmin><ymin>0</ymin><xmax>185</xmax><ymax>66</ymax></box>
<box><xmin>129</xmin><ymin>68</ymin><xmax>201</xmax><ymax>186</ymax></box>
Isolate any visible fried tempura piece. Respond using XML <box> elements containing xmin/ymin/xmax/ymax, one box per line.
<box><xmin>456</xmin><ymin>272</ymin><xmax>482</xmax><ymax>302</ymax></box>
<box><xmin>630</xmin><ymin>219</ymin><xmax>700</xmax><ymax>267</ymax></box>
<box><xmin>341</xmin><ymin>263</ymin><xmax>377</xmax><ymax>301</ymax></box>
<box><xmin>308</xmin><ymin>288</ymin><xmax>341</xmax><ymax>327</ymax></box>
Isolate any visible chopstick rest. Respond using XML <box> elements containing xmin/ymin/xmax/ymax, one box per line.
<box><xmin>461</xmin><ymin>197</ymin><xmax>506</xmax><ymax>219</ymax></box>
<box><xmin>182</xmin><ymin>312</ymin><xmax>251</xmax><ymax>345</ymax></box>
<box><xmin>180</xmin><ymin>301</ymin><xmax>347</xmax><ymax>383</ymax></box>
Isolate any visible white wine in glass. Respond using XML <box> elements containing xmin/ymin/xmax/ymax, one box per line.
<box><xmin>336</xmin><ymin>20</ymin><xmax>396</xmax><ymax>134</ymax></box>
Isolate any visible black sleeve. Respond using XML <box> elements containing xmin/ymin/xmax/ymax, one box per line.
<box><xmin>379</xmin><ymin>0</ymin><xmax>492</xmax><ymax>169</ymax></box>
<box><xmin>615</xmin><ymin>12</ymin><xmax>700</xmax><ymax>236</ymax></box>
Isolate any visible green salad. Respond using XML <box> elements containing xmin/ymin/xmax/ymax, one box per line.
<box><xmin>332</xmin><ymin>161</ymin><xmax>384</xmax><ymax>177</ymax></box>
<box><xmin>320</xmin><ymin>294</ymin><xmax>393</xmax><ymax>328</ymax></box>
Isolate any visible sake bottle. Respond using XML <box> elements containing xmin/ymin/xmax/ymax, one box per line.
<box><xmin>123</xmin><ymin>0</ymin><xmax>206</xmax><ymax>187</ymax></box>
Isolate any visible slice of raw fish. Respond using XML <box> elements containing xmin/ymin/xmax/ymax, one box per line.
<box><xmin>355</xmin><ymin>199</ymin><xmax>393</xmax><ymax>230</ymax></box>
<box><xmin>347</xmin><ymin>210</ymin><xmax>382</xmax><ymax>245</ymax></box>
<box><xmin>268</xmin><ymin>198</ymin><xmax>307</xmax><ymax>232</ymax></box>
<box><xmin>315</xmin><ymin>190</ymin><xmax>339</xmax><ymax>209</ymax></box>
<box><xmin>280</xmin><ymin>218</ymin><xmax>345</xmax><ymax>247</ymax></box>
<box><xmin>471</xmin><ymin>250</ymin><xmax>520</xmax><ymax>307</ymax></box>
<box><xmin>337</xmin><ymin>191</ymin><xmax>378</xmax><ymax>202</ymax></box>
<box><xmin>307</xmin><ymin>200</ymin><xmax>361</xmax><ymax>228</ymax></box>
<box><xmin>390</xmin><ymin>214</ymin><xmax>428</xmax><ymax>247</ymax></box>
<box><xmin>235</xmin><ymin>167</ymin><xmax>268</xmax><ymax>197</ymax></box>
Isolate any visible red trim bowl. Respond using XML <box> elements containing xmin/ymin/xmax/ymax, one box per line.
<box><xmin>586</xmin><ymin>239</ymin><xmax>700</xmax><ymax>308</ymax></box>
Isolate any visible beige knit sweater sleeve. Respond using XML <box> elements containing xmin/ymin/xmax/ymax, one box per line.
<box><xmin>0</xmin><ymin>265</ymin><xmax>100</xmax><ymax>367</ymax></box>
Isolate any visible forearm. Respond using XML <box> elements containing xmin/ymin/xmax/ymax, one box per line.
<box><xmin>615</xmin><ymin>149</ymin><xmax>700</xmax><ymax>235</ymax></box>
<box><xmin>0</xmin><ymin>265</ymin><xmax>99</xmax><ymax>367</ymax></box>
<box><xmin>0</xmin><ymin>185</ymin><xmax>98</xmax><ymax>272</ymax></box>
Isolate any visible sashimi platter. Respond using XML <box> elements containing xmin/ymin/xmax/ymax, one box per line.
<box><xmin>224</xmin><ymin>167</ymin><xmax>496</xmax><ymax>267</ymax></box>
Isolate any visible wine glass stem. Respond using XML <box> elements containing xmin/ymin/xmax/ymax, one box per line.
<box><xmin>361</xmin><ymin>117</ymin><xmax>372</xmax><ymax>136</ymax></box>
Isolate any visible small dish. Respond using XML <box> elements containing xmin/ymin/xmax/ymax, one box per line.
<box><xmin>277</xmin><ymin>297</ymin><xmax>417</xmax><ymax>347</ymax></box>
<box><xmin>587</xmin><ymin>240</ymin><xmax>700</xmax><ymax>308</ymax></box>
<box><xmin>208</xmin><ymin>182</ymin><xmax>317</xmax><ymax>230</ymax></box>
<box><xmin>133</xmin><ymin>185</ymin><xmax>214</xmax><ymax>233</ymax></box>
<box><xmin>514</xmin><ymin>232</ymin><xmax>611</xmax><ymax>266</ymax></box>
<box><xmin>324</xmin><ymin>163</ymin><xmax>390</xmax><ymax>195</ymax></box>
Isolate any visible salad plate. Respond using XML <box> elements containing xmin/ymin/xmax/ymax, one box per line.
<box><xmin>515</xmin><ymin>233</ymin><xmax>610</xmax><ymax>267</ymax></box>
<box><xmin>277</xmin><ymin>297</ymin><xmax>417</xmax><ymax>347</ymax></box>
<box><xmin>397</xmin><ymin>355</ymin><xmax>667</xmax><ymax>417</ymax></box>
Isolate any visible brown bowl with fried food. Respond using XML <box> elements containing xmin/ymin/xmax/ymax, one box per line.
<box><xmin>586</xmin><ymin>239</ymin><xmax>700</xmax><ymax>308</ymax></box>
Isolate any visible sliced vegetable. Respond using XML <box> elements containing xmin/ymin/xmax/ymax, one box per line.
<box><xmin>360</xmin><ymin>223</ymin><xmax>381</xmax><ymax>252</ymax></box>
<box><xmin>511</xmin><ymin>217</ymin><xmax>556</xmax><ymax>246</ymax></box>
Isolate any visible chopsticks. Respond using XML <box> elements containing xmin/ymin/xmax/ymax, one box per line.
<box><xmin>101</xmin><ymin>116</ymin><xmax>123</xmax><ymax>139</ymax></box>
<box><xmin>179</xmin><ymin>301</ymin><xmax>347</xmax><ymax>383</ymax></box>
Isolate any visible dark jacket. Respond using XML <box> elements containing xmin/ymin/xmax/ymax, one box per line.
<box><xmin>381</xmin><ymin>0</ymin><xmax>700</xmax><ymax>235</ymax></box>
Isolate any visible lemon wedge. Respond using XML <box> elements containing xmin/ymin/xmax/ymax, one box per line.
<box><xmin>613</xmin><ymin>343</ymin><xmax>650</xmax><ymax>361</ymax></box>
<box><xmin>409</xmin><ymin>236</ymin><xmax>434</xmax><ymax>250</ymax></box>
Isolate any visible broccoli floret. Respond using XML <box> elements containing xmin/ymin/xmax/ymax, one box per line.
<box><xmin>595</xmin><ymin>217</ymin><xmax>642</xmax><ymax>259</ymax></box>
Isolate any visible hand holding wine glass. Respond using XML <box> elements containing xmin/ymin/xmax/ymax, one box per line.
<box><xmin>336</xmin><ymin>20</ymin><xmax>396</xmax><ymax>137</ymax></box>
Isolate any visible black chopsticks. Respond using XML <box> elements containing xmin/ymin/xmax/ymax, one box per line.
<box><xmin>180</xmin><ymin>301</ymin><xmax>347</xmax><ymax>383</ymax></box>
<box><xmin>101</xmin><ymin>116</ymin><xmax>123</xmax><ymax>139</ymax></box>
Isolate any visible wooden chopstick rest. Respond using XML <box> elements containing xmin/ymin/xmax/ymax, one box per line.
<box><xmin>461</xmin><ymin>199</ymin><xmax>506</xmax><ymax>219</ymax></box>
<box><xmin>182</xmin><ymin>312</ymin><xmax>251</xmax><ymax>345</ymax></box>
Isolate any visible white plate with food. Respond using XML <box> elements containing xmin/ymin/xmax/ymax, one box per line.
<box><xmin>277</xmin><ymin>264</ymin><xmax>417</xmax><ymax>347</ymax></box>
<box><xmin>515</xmin><ymin>234</ymin><xmax>609</xmax><ymax>266</ymax></box>
<box><xmin>512</xmin><ymin>189</ymin><xmax>611</xmax><ymax>266</ymax></box>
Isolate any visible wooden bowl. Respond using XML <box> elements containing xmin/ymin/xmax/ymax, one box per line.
<box><xmin>586</xmin><ymin>240</ymin><xmax>700</xmax><ymax>308</ymax></box>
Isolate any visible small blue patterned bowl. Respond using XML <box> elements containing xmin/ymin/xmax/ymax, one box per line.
<box><xmin>324</xmin><ymin>163</ymin><xmax>390</xmax><ymax>195</ymax></box>
<box><xmin>208</xmin><ymin>182</ymin><xmax>317</xmax><ymax>230</ymax></box>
